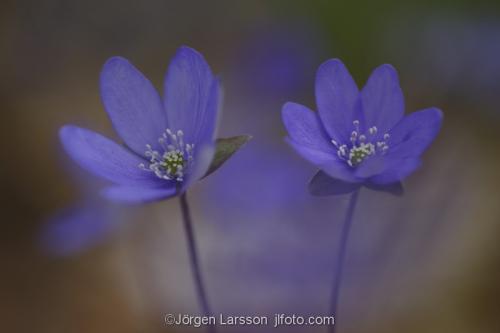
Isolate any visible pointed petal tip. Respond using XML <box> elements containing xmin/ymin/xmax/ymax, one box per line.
<box><xmin>429</xmin><ymin>107</ymin><xmax>444</xmax><ymax>120</ymax></box>
<box><xmin>170</xmin><ymin>46</ymin><xmax>215</xmax><ymax>80</ymax></box>
<box><xmin>59</xmin><ymin>125</ymin><xmax>74</xmax><ymax>152</ymax></box>
<box><xmin>59</xmin><ymin>124</ymin><xmax>74</xmax><ymax>138</ymax></box>
<box><xmin>378</xmin><ymin>63</ymin><xmax>398</xmax><ymax>72</ymax></box>
<box><xmin>380</xmin><ymin>64</ymin><xmax>400</xmax><ymax>84</ymax></box>
<box><xmin>59</xmin><ymin>125</ymin><xmax>87</xmax><ymax>147</ymax></box>
<box><xmin>103</xmin><ymin>55</ymin><xmax>129</xmax><ymax>65</ymax></box>
<box><xmin>425</xmin><ymin>107</ymin><xmax>444</xmax><ymax>130</ymax></box>
<box><xmin>281</xmin><ymin>101</ymin><xmax>301</xmax><ymax>119</ymax></box>
<box><xmin>367</xmin><ymin>63</ymin><xmax>401</xmax><ymax>85</ymax></box>
<box><xmin>59</xmin><ymin>123</ymin><xmax>76</xmax><ymax>132</ymax></box>
<box><xmin>177</xmin><ymin>45</ymin><xmax>200</xmax><ymax>54</ymax></box>
<box><xmin>316</xmin><ymin>59</ymin><xmax>351</xmax><ymax>80</ymax></box>
<box><xmin>319</xmin><ymin>58</ymin><xmax>346</xmax><ymax>68</ymax></box>
<box><xmin>172</xmin><ymin>45</ymin><xmax>209</xmax><ymax>66</ymax></box>
<box><xmin>100</xmin><ymin>56</ymin><xmax>133</xmax><ymax>77</ymax></box>
<box><xmin>282</xmin><ymin>101</ymin><xmax>295</xmax><ymax>110</ymax></box>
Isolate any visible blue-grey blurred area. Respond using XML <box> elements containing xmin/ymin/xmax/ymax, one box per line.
<box><xmin>2</xmin><ymin>0</ymin><xmax>500</xmax><ymax>332</ymax></box>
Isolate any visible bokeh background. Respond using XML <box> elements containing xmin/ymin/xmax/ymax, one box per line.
<box><xmin>2</xmin><ymin>0</ymin><xmax>500</xmax><ymax>332</ymax></box>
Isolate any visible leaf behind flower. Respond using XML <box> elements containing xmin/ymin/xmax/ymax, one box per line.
<box><xmin>202</xmin><ymin>135</ymin><xmax>252</xmax><ymax>179</ymax></box>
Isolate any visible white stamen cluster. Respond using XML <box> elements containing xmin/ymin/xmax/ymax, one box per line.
<box><xmin>139</xmin><ymin>129</ymin><xmax>194</xmax><ymax>182</ymax></box>
<box><xmin>332</xmin><ymin>120</ymin><xmax>390</xmax><ymax>167</ymax></box>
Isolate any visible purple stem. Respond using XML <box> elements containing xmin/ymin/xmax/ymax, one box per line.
<box><xmin>179</xmin><ymin>192</ymin><xmax>216</xmax><ymax>333</ymax></box>
<box><xmin>329</xmin><ymin>189</ymin><xmax>360</xmax><ymax>333</ymax></box>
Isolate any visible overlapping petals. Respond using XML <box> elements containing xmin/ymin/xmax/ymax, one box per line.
<box><xmin>163</xmin><ymin>46</ymin><xmax>220</xmax><ymax>147</ymax></box>
<box><xmin>283</xmin><ymin>59</ymin><xmax>443</xmax><ymax>195</ymax></box>
<box><xmin>59</xmin><ymin>126</ymin><xmax>161</xmax><ymax>188</ymax></box>
<box><xmin>60</xmin><ymin>46</ymin><xmax>220</xmax><ymax>203</ymax></box>
<box><xmin>315</xmin><ymin>59</ymin><xmax>360</xmax><ymax>144</ymax></box>
<box><xmin>360</xmin><ymin>64</ymin><xmax>404</xmax><ymax>136</ymax></box>
<box><xmin>100</xmin><ymin>57</ymin><xmax>168</xmax><ymax>155</ymax></box>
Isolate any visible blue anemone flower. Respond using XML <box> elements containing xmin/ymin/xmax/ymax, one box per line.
<box><xmin>282</xmin><ymin>59</ymin><xmax>443</xmax><ymax>195</ymax></box>
<box><xmin>40</xmin><ymin>165</ymin><xmax>122</xmax><ymax>255</ymax></box>
<box><xmin>60</xmin><ymin>46</ymin><xmax>220</xmax><ymax>203</ymax></box>
<box><xmin>40</xmin><ymin>200</ymin><xmax>118</xmax><ymax>256</ymax></box>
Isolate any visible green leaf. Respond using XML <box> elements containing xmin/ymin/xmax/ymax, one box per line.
<box><xmin>202</xmin><ymin>135</ymin><xmax>252</xmax><ymax>179</ymax></box>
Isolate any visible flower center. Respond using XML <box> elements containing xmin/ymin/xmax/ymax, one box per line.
<box><xmin>332</xmin><ymin>120</ymin><xmax>390</xmax><ymax>167</ymax></box>
<box><xmin>139</xmin><ymin>129</ymin><xmax>194</xmax><ymax>182</ymax></box>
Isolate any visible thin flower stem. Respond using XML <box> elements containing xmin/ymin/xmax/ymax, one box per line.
<box><xmin>179</xmin><ymin>192</ymin><xmax>216</xmax><ymax>333</ymax></box>
<box><xmin>329</xmin><ymin>189</ymin><xmax>360</xmax><ymax>333</ymax></box>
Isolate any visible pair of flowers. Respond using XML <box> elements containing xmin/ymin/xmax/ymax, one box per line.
<box><xmin>58</xmin><ymin>46</ymin><xmax>443</xmax><ymax>333</ymax></box>
<box><xmin>61</xmin><ymin>46</ymin><xmax>442</xmax><ymax>202</ymax></box>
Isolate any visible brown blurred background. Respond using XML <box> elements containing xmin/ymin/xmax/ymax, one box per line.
<box><xmin>2</xmin><ymin>0</ymin><xmax>500</xmax><ymax>332</ymax></box>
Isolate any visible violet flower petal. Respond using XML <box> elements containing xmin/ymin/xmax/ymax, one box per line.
<box><xmin>282</xmin><ymin>102</ymin><xmax>336</xmax><ymax>154</ymax></box>
<box><xmin>286</xmin><ymin>139</ymin><xmax>360</xmax><ymax>183</ymax></box>
<box><xmin>316</xmin><ymin>59</ymin><xmax>360</xmax><ymax>143</ymax></box>
<box><xmin>100</xmin><ymin>57</ymin><xmax>167</xmax><ymax>155</ymax></box>
<box><xmin>163</xmin><ymin>46</ymin><xmax>219</xmax><ymax>147</ymax></box>
<box><xmin>102</xmin><ymin>185</ymin><xmax>177</xmax><ymax>204</ymax></box>
<box><xmin>361</xmin><ymin>64</ymin><xmax>404</xmax><ymax>135</ymax></box>
<box><xmin>40</xmin><ymin>202</ymin><xmax>114</xmax><ymax>256</ymax></box>
<box><xmin>59</xmin><ymin>125</ymin><xmax>160</xmax><ymax>187</ymax></box>
<box><xmin>369</xmin><ymin>157</ymin><xmax>422</xmax><ymax>184</ymax></box>
<box><xmin>354</xmin><ymin>155</ymin><xmax>385</xmax><ymax>178</ymax></box>
<box><xmin>387</xmin><ymin>107</ymin><xmax>444</xmax><ymax>159</ymax></box>
<box><xmin>181</xmin><ymin>142</ymin><xmax>216</xmax><ymax>192</ymax></box>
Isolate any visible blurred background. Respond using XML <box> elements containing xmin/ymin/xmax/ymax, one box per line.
<box><xmin>2</xmin><ymin>0</ymin><xmax>500</xmax><ymax>332</ymax></box>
